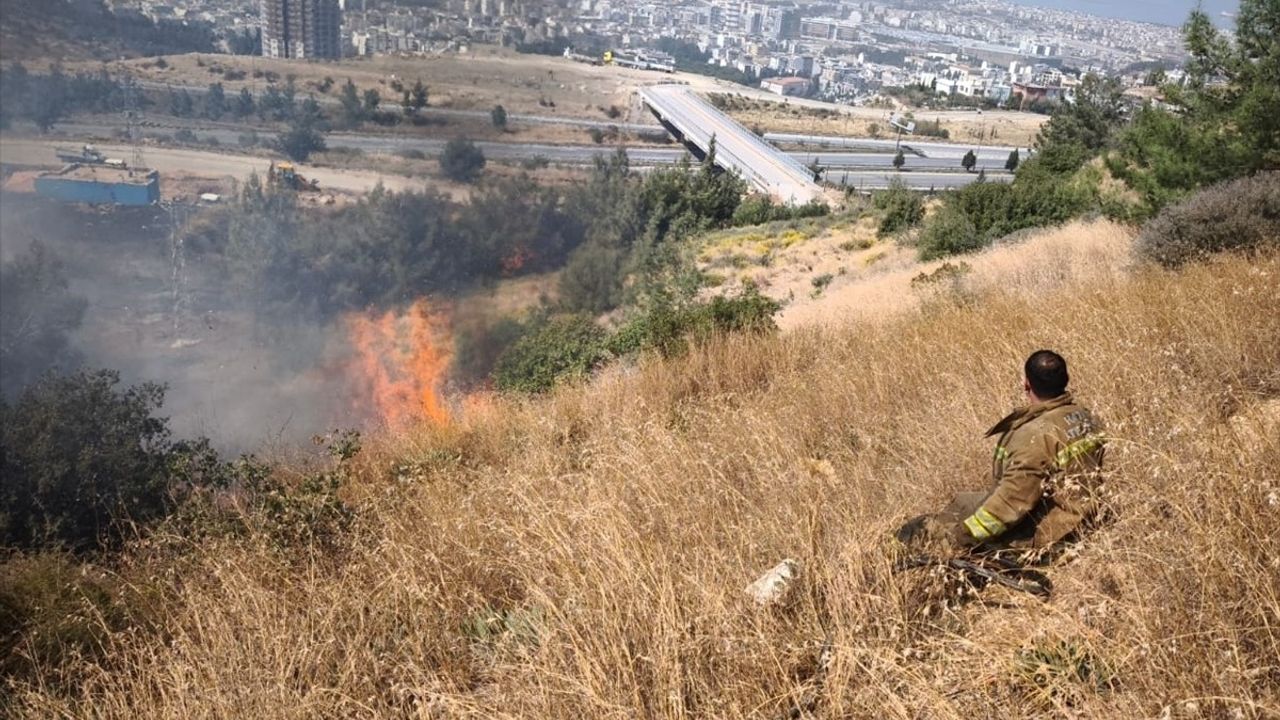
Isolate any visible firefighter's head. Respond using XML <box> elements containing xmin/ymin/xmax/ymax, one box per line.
<box><xmin>1024</xmin><ymin>349</ymin><xmax>1068</xmax><ymax>402</ymax></box>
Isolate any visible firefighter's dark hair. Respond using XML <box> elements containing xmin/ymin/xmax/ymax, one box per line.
<box><xmin>1025</xmin><ymin>350</ymin><xmax>1069</xmax><ymax>398</ymax></box>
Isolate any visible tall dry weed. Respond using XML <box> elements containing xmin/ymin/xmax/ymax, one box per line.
<box><xmin>9</xmin><ymin>252</ymin><xmax>1280</xmax><ymax>719</ymax></box>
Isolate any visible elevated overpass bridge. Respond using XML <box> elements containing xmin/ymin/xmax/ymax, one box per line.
<box><xmin>638</xmin><ymin>85</ymin><xmax>825</xmax><ymax>206</ymax></box>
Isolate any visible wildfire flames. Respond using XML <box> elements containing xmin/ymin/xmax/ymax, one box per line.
<box><xmin>345</xmin><ymin>299</ymin><xmax>451</xmax><ymax>429</ymax></box>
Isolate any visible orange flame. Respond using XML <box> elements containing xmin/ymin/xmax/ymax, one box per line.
<box><xmin>344</xmin><ymin>299</ymin><xmax>452</xmax><ymax>429</ymax></box>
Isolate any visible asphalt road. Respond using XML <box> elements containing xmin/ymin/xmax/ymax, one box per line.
<box><xmin>766</xmin><ymin>131</ymin><xmax>1033</xmax><ymax>162</ymax></box>
<box><xmin>640</xmin><ymin>85</ymin><xmax>823</xmax><ymax>204</ymax></box>
<box><xmin>829</xmin><ymin>169</ymin><xmax>1010</xmax><ymax>190</ymax></box>
<box><xmin>46</xmin><ymin>120</ymin><xmax>1011</xmax><ymax>172</ymax></box>
<box><xmin>14</xmin><ymin>120</ymin><xmax>1005</xmax><ymax>191</ymax></box>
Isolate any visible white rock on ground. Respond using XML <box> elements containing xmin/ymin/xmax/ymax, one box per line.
<box><xmin>745</xmin><ymin>559</ymin><xmax>800</xmax><ymax>606</ymax></box>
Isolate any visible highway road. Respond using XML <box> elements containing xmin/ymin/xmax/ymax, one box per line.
<box><xmin>47</xmin><ymin>120</ymin><xmax>1010</xmax><ymax>172</ymax></box>
<box><xmin>765</xmin><ymin>132</ymin><xmax>1033</xmax><ymax>163</ymax></box>
<box><xmin>829</xmin><ymin>169</ymin><xmax>1011</xmax><ymax>190</ymax></box>
<box><xmin>14</xmin><ymin>121</ymin><xmax>1004</xmax><ymax>191</ymax></box>
<box><xmin>640</xmin><ymin>84</ymin><xmax>823</xmax><ymax>204</ymax></box>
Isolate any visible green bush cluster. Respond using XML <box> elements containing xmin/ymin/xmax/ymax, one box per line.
<box><xmin>1135</xmin><ymin>172</ymin><xmax>1280</xmax><ymax>267</ymax></box>
<box><xmin>493</xmin><ymin>315</ymin><xmax>609</xmax><ymax>393</ymax></box>
<box><xmin>608</xmin><ymin>287</ymin><xmax>780</xmax><ymax>359</ymax></box>
<box><xmin>1</xmin><ymin>371</ymin><xmax>187</xmax><ymax>552</ymax></box>
<box><xmin>491</xmin><ymin>287</ymin><xmax>781</xmax><ymax>393</ymax></box>
<box><xmin>915</xmin><ymin>162</ymin><xmax>1098</xmax><ymax>260</ymax></box>
<box><xmin>731</xmin><ymin>196</ymin><xmax>830</xmax><ymax>227</ymax></box>
<box><xmin>873</xmin><ymin>180</ymin><xmax>925</xmax><ymax>236</ymax></box>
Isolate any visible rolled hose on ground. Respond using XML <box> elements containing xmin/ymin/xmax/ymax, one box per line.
<box><xmin>893</xmin><ymin>554</ymin><xmax>1054</xmax><ymax>598</ymax></box>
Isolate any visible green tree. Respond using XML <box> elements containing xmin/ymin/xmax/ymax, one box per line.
<box><xmin>0</xmin><ymin>243</ymin><xmax>87</xmax><ymax>399</ymax></box>
<box><xmin>491</xmin><ymin>104</ymin><xmax>507</xmax><ymax>130</ymax></box>
<box><xmin>234</xmin><ymin>86</ymin><xmax>255</xmax><ymax>118</ymax></box>
<box><xmin>362</xmin><ymin>88</ymin><xmax>380</xmax><ymax>113</ymax></box>
<box><xmin>962</xmin><ymin>149</ymin><xmax>977</xmax><ymax>172</ymax></box>
<box><xmin>1033</xmin><ymin>73</ymin><xmax>1124</xmax><ymax>173</ymax></box>
<box><xmin>1109</xmin><ymin>0</ymin><xmax>1280</xmax><ymax>211</ymax></box>
<box><xmin>258</xmin><ymin>83</ymin><xmax>288</xmax><ymax>121</ymax></box>
<box><xmin>411</xmin><ymin>79</ymin><xmax>429</xmax><ymax>111</ymax></box>
<box><xmin>558</xmin><ymin>241</ymin><xmax>626</xmax><ymax>313</ymax></box>
<box><xmin>204</xmin><ymin>81</ymin><xmax>226</xmax><ymax>119</ymax></box>
<box><xmin>297</xmin><ymin>94</ymin><xmax>326</xmax><ymax>129</ymax></box>
<box><xmin>440</xmin><ymin>138</ymin><xmax>486</xmax><ymax>182</ymax></box>
<box><xmin>29</xmin><ymin>65</ymin><xmax>68</xmax><ymax>131</ymax></box>
<box><xmin>1005</xmin><ymin>148</ymin><xmax>1020</xmax><ymax>171</ymax></box>
<box><xmin>893</xmin><ymin>149</ymin><xmax>905</xmax><ymax>170</ymax></box>
<box><xmin>339</xmin><ymin>79</ymin><xmax>364</xmax><ymax>126</ymax></box>
<box><xmin>168</xmin><ymin>88</ymin><xmax>195</xmax><ymax>117</ymax></box>
<box><xmin>873</xmin><ymin>177</ymin><xmax>925</xmax><ymax>236</ymax></box>
<box><xmin>228</xmin><ymin>28</ymin><xmax>261</xmax><ymax>55</ymax></box>
<box><xmin>0</xmin><ymin>370</ymin><xmax>194</xmax><ymax>551</ymax></box>
<box><xmin>278</xmin><ymin>114</ymin><xmax>326</xmax><ymax>162</ymax></box>
<box><xmin>401</xmin><ymin>90</ymin><xmax>413</xmax><ymax>116</ymax></box>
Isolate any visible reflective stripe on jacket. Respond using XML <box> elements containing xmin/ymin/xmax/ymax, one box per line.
<box><xmin>962</xmin><ymin>392</ymin><xmax>1106</xmax><ymax>548</ymax></box>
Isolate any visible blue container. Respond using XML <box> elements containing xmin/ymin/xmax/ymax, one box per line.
<box><xmin>35</xmin><ymin>167</ymin><xmax>160</xmax><ymax>206</ymax></box>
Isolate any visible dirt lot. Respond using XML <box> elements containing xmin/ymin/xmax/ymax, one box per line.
<box><xmin>67</xmin><ymin>47</ymin><xmax>1044</xmax><ymax>146</ymax></box>
<box><xmin>0</xmin><ymin>136</ymin><xmax>591</xmax><ymax>204</ymax></box>
<box><xmin>79</xmin><ymin>47</ymin><xmax>725</xmax><ymax>124</ymax></box>
<box><xmin>711</xmin><ymin>92</ymin><xmax>1046</xmax><ymax>148</ymax></box>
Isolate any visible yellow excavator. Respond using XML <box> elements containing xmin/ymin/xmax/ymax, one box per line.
<box><xmin>269</xmin><ymin>162</ymin><xmax>320</xmax><ymax>191</ymax></box>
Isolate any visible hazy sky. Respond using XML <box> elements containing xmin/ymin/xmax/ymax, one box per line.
<box><xmin>1006</xmin><ymin>0</ymin><xmax>1240</xmax><ymax>27</ymax></box>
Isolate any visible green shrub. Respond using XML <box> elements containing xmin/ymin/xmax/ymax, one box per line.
<box><xmin>731</xmin><ymin>196</ymin><xmax>829</xmax><ymax>227</ymax></box>
<box><xmin>873</xmin><ymin>180</ymin><xmax>924</xmax><ymax>236</ymax></box>
<box><xmin>1</xmin><ymin>370</ymin><xmax>189</xmax><ymax>552</ymax></box>
<box><xmin>1135</xmin><ymin>172</ymin><xmax>1280</xmax><ymax>267</ymax></box>
<box><xmin>494</xmin><ymin>315</ymin><xmax>608</xmax><ymax>393</ymax></box>
<box><xmin>917</xmin><ymin>206</ymin><xmax>981</xmax><ymax>260</ymax></box>
<box><xmin>166</xmin><ymin>432</ymin><xmax>357</xmax><ymax>553</ymax></box>
<box><xmin>609</xmin><ymin>287</ymin><xmax>779</xmax><ymax>358</ymax></box>
<box><xmin>915</xmin><ymin>160</ymin><xmax>1099</xmax><ymax>260</ymax></box>
<box><xmin>440</xmin><ymin>138</ymin><xmax>486</xmax><ymax>182</ymax></box>
<box><xmin>558</xmin><ymin>241</ymin><xmax>626</xmax><ymax>314</ymax></box>
<box><xmin>1014</xmin><ymin>638</ymin><xmax>1114</xmax><ymax>706</ymax></box>
<box><xmin>452</xmin><ymin>314</ymin><xmax>529</xmax><ymax>387</ymax></box>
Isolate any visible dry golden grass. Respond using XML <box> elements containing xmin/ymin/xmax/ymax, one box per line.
<box><xmin>10</xmin><ymin>248</ymin><xmax>1280</xmax><ymax>718</ymax></box>
<box><xmin>81</xmin><ymin>48</ymin><xmax>696</xmax><ymax>123</ymax></box>
<box><xmin>721</xmin><ymin>101</ymin><xmax>1045</xmax><ymax>149</ymax></box>
<box><xmin>775</xmin><ymin>218</ymin><xmax>1137</xmax><ymax>329</ymax></box>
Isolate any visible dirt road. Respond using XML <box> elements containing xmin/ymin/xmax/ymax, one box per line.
<box><xmin>0</xmin><ymin>138</ymin><xmax>429</xmax><ymax>196</ymax></box>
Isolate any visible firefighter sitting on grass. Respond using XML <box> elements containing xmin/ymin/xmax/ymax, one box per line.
<box><xmin>898</xmin><ymin>350</ymin><xmax>1107</xmax><ymax>555</ymax></box>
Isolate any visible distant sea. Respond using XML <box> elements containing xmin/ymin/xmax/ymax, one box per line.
<box><xmin>1006</xmin><ymin>0</ymin><xmax>1239</xmax><ymax>28</ymax></box>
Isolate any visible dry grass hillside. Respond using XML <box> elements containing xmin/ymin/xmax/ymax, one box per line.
<box><xmin>9</xmin><ymin>245</ymin><xmax>1280</xmax><ymax>718</ymax></box>
<box><xmin>698</xmin><ymin>217</ymin><xmax>1136</xmax><ymax>330</ymax></box>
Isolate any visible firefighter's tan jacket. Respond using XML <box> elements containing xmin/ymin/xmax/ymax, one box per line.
<box><xmin>958</xmin><ymin>391</ymin><xmax>1107</xmax><ymax>549</ymax></box>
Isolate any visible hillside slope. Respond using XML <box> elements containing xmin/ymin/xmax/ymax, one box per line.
<box><xmin>0</xmin><ymin>0</ymin><xmax>214</xmax><ymax>61</ymax></box>
<box><xmin>12</xmin><ymin>247</ymin><xmax>1280</xmax><ymax>718</ymax></box>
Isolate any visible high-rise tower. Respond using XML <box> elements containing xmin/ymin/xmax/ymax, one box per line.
<box><xmin>261</xmin><ymin>0</ymin><xmax>343</xmax><ymax>59</ymax></box>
